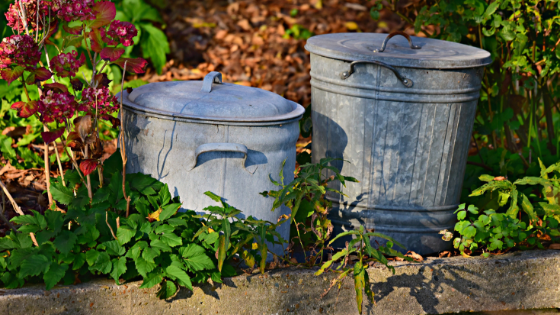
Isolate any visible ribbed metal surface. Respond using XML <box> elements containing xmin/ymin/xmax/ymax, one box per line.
<box><xmin>309</xmin><ymin>53</ymin><xmax>485</xmax><ymax>254</ymax></box>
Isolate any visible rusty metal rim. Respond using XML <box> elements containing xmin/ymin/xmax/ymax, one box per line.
<box><xmin>118</xmin><ymin>91</ymin><xmax>305</xmax><ymax>126</ymax></box>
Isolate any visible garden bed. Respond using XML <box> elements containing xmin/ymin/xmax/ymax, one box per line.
<box><xmin>1</xmin><ymin>249</ymin><xmax>559</xmax><ymax>315</ymax></box>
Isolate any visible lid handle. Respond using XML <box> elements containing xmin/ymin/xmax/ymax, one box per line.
<box><xmin>373</xmin><ymin>31</ymin><xmax>421</xmax><ymax>53</ymax></box>
<box><xmin>201</xmin><ymin>71</ymin><xmax>223</xmax><ymax>93</ymax></box>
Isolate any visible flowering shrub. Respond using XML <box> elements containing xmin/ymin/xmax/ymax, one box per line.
<box><xmin>1</xmin><ymin>0</ymin><xmax>149</xmax><ymax>211</ymax></box>
<box><xmin>50</xmin><ymin>51</ymin><xmax>85</xmax><ymax>78</ymax></box>
<box><xmin>5</xmin><ymin>0</ymin><xmax>48</xmax><ymax>32</ymax></box>
<box><xmin>80</xmin><ymin>86</ymin><xmax>119</xmax><ymax>116</ymax></box>
<box><xmin>102</xmin><ymin>20</ymin><xmax>137</xmax><ymax>47</ymax></box>
<box><xmin>52</xmin><ymin>0</ymin><xmax>96</xmax><ymax>22</ymax></box>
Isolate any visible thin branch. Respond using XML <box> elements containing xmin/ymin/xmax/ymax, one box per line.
<box><xmin>0</xmin><ymin>179</ymin><xmax>38</xmax><ymax>246</ymax></box>
<box><xmin>35</xmin><ymin>0</ymin><xmax>40</xmax><ymax>42</ymax></box>
<box><xmin>120</xmin><ymin>61</ymin><xmax>131</xmax><ymax>218</ymax></box>
<box><xmin>1</xmin><ymin>190</ymin><xmax>18</xmax><ymax>234</ymax></box>
<box><xmin>106</xmin><ymin>211</ymin><xmax>118</xmax><ymax>240</ymax></box>
<box><xmin>85</xmin><ymin>145</ymin><xmax>93</xmax><ymax>200</ymax></box>
<box><xmin>17</xmin><ymin>0</ymin><xmax>30</xmax><ymax>36</ymax></box>
<box><xmin>53</xmin><ymin>141</ymin><xmax>66</xmax><ymax>186</ymax></box>
<box><xmin>42</xmin><ymin>124</ymin><xmax>54</xmax><ymax>206</ymax></box>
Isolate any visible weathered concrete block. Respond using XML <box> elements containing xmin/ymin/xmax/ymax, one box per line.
<box><xmin>0</xmin><ymin>250</ymin><xmax>559</xmax><ymax>315</ymax></box>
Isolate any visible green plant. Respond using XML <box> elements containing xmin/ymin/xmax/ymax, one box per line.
<box><xmin>114</xmin><ymin>0</ymin><xmax>170</xmax><ymax>74</ymax></box>
<box><xmin>261</xmin><ymin>158</ymin><xmax>358</xmax><ymax>265</ymax></box>
<box><xmin>450</xmin><ymin>158</ymin><xmax>560</xmax><ymax>256</ymax></box>
<box><xmin>283</xmin><ymin>24</ymin><xmax>313</xmax><ymax>40</ymax></box>
<box><xmin>193</xmin><ymin>191</ymin><xmax>287</xmax><ymax>274</ymax></box>
<box><xmin>315</xmin><ymin>226</ymin><xmax>412</xmax><ymax>314</ymax></box>
<box><xmin>0</xmin><ymin>152</ymin><xmax>281</xmax><ymax>298</ymax></box>
<box><xmin>262</xmin><ymin>159</ymin><xmax>412</xmax><ymax>314</ymax></box>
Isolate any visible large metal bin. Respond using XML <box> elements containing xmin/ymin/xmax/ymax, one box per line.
<box><xmin>305</xmin><ymin>32</ymin><xmax>492</xmax><ymax>254</ymax></box>
<box><xmin>120</xmin><ymin>72</ymin><xmax>304</xmax><ymax>255</ymax></box>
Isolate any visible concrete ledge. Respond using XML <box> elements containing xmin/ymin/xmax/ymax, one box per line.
<box><xmin>1</xmin><ymin>250</ymin><xmax>559</xmax><ymax>315</ymax></box>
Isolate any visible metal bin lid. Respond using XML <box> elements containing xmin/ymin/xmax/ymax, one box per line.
<box><xmin>123</xmin><ymin>72</ymin><xmax>305</xmax><ymax>123</ymax></box>
<box><xmin>305</xmin><ymin>32</ymin><xmax>492</xmax><ymax>69</ymax></box>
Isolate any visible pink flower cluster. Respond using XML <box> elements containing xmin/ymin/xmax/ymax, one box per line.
<box><xmin>0</xmin><ymin>35</ymin><xmax>41</xmax><ymax>69</ymax></box>
<box><xmin>79</xmin><ymin>86</ymin><xmax>119</xmax><ymax>116</ymax></box>
<box><xmin>51</xmin><ymin>50</ymin><xmax>85</xmax><ymax>78</ymax></box>
<box><xmin>101</xmin><ymin>20</ymin><xmax>137</xmax><ymax>47</ymax></box>
<box><xmin>5</xmin><ymin>0</ymin><xmax>49</xmax><ymax>33</ymax></box>
<box><xmin>52</xmin><ymin>0</ymin><xmax>96</xmax><ymax>22</ymax></box>
<box><xmin>39</xmin><ymin>90</ymin><xmax>76</xmax><ymax>123</ymax></box>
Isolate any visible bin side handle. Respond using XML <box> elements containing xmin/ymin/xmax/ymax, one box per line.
<box><xmin>200</xmin><ymin>71</ymin><xmax>223</xmax><ymax>93</ymax></box>
<box><xmin>374</xmin><ymin>31</ymin><xmax>421</xmax><ymax>53</ymax></box>
<box><xmin>340</xmin><ymin>60</ymin><xmax>414</xmax><ymax>88</ymax></box>
<box><xmin>188</xmin><ymin>142</ymin><xmax>254</xmax><ymax>174</ymax></box>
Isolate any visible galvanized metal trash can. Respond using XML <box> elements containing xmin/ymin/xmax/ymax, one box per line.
<box><xmin>120</xmin><ymin>72</ymin><xmax>305</xmax><ymax>255</ymax></box>
<box><xmin>305</xmin><ymin>32</ymin><xmax>492</xmax><ymax>254</ymax></box>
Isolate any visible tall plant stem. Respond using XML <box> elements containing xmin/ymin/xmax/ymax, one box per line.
<box><xmin>84</xmin><ymin>145</ymin><xmax>93</xmax><ymax>200</ymax></box>
<box><xmin>291</xmin><ymin>192</ymin><xmax>307</xmax><ymax>262</ymax></box>
<box><xmin>42</xmin><ymin>125</ymin><xmax>53</xmax><ymax>206</ymax></box>
<box><xmin>0</xmin><ymin>179</ymin><xmax>38</xmax><ymax>246</ymax></box>
<box><xmin>53</xmin><ymin>141</ymin><xmax>65</xmax><ymax>186</ymax></box>
<box><xmin>1</xmin><ymin>189</ymin><xmax>18</xmax><ymax>234</ymax></box>
<box><xmin>119</xmin><ymin>61</ymin><xmax>131</xmax><ymax>217</ymax></box>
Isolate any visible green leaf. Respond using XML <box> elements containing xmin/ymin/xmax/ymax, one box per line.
<box><xmin>180</xmin><ymin>244</ymin><xmax>215</xmax><ymax>271</ymax></box>
<box><xmin>0</xmin><ymin>135</ymin><xmax>16</xmax><ymax>161</ymax></box>
<box><xmin>158</xmin><ymin>184</ymin><xmax>171</xmax><ymax>206</ymax></box>
<box><xmin>457</xmin><ymin>211</ymin><xmax>467</xmax><ymax>220</ymax></box>
<box><xmin>86</xmin><ymin>250</ymin><xmax>100</xmax><ymax>266</ymax></box>
<box><xmin>364</xmin><ymin>267</ymin><xmax>375</xmax><ymax>305</ymax></box>
<box><xmin>217</xmin><ymin>234</ymin><xmax>226</xmax><ymax>272</ymax></box>
<box><xmin>520</xmin><ymin>193</ymin><xmax>536</xmax><ymax>220</ymax></box>
<box><xmin>54</xmin><ymin>230</ymin><xmax>78</xmax><ymax>255</ymax></box>
<box><xmin>90</xmin><ymin>252</ymin><xmax>112</xmax><ymax>274</ymax></box>
<box><xmin>203</xmin><ymin>191</ymin><xmax>222</xmax><ymax>203</ymax></box>
<box><xmin>110</xmin><ymin>257</ymin><xmax>127</xmax><ymax>284</ymax></box>
<box><xmin>45</xmin><ymin>210</ymin><xmax>65</xmax><ymax>234</ymax></box>
<box><xmin>142</xmin><ymin>247</ymin><xmax>160</xmax><ymax>263</ymax></box>
<box><xmin>158</xmin><ymin>203</ymin><xmax>181</xmax><ymax>221</ymax></box>
<box><xmin>150</xmin><ymin>238</ymin><xmax>172</xmax><ymax>252</ymax></box>
<box><xmin>135</xmin><ymin>256</ymin><xmax>156</xmax><ymax>277</ymax></box>
<box><xmin>161</xmin><ymin>232</ymin><xmax>182</xmax><ymax>248</ymax></box>
<box><xmin>73</xmin><ymin>253</ymin><xmax>86</xmax><ymax>270</ymax></box>
<box><xmin>165</xmin><ymin>265</ymin><xmax>193</xmax><ymax>290</ymax></box>
<box><xmin>117</xmin><ymin>226</ymin><xmax>136</xmax><ymax>245</ymax></box>
<box><xmin>50</xmin><ymin>182</ymin><xmax>75</xmax><ymax>205</ymax></box>
<box><xmin>100</xmin><ymin>240</ymin><xmax>126</xmax><ymax>256</ymax></box>
<box><xmin>11</xmin><ymin>215</ymin><xmax>38</xmax><ymax>225</ymax></box>
<box><xmin>463</xmin><ymin>225</ymin><xmax>477</xmax><ymax>239</ymax></box>
<box><xmin>44</xmin><ymin>262</ymin><xmax>68</xmax><ymax>290</ymax></box>
<box><xmin>126</xmin><ymin>241</ymin><xmax>148</xmax><ymax>259</ymax></box>
<box><xmin>354</xmin><ymin>261</ymin><xmax>365</xmax><ymax>314</ymax></box>
<box><xmin>20</xmin><ymin>254</ymin><xmax>49</xmax><ymax>278</ymax></box>
<box><xmin>514</xmin><ymin>177</ymin><xmax>552</xmax><ymax>187</ymax></box>
<box><xmin>139</xmin><ymin>270</ymin><xmax>163</xmax><ymax>289</ymax></box>
<box><xmin>506</xmin><ymin>190</ymin><xmax>519</xmax><ymax>218</ymax></box>
<box><xmin>140</xmin><ymin>23</ymin><xmax>170</xmax><ymax>74</ymax></box>
<box><xmin>482</xmin><ymin>1</ymin><xmax>499</xmax><ymax>20</ymax></box>
<box><xmin>156</xmin><ymin>280</ymin><xmax>177</xmax><ymax>299</ymax></box>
